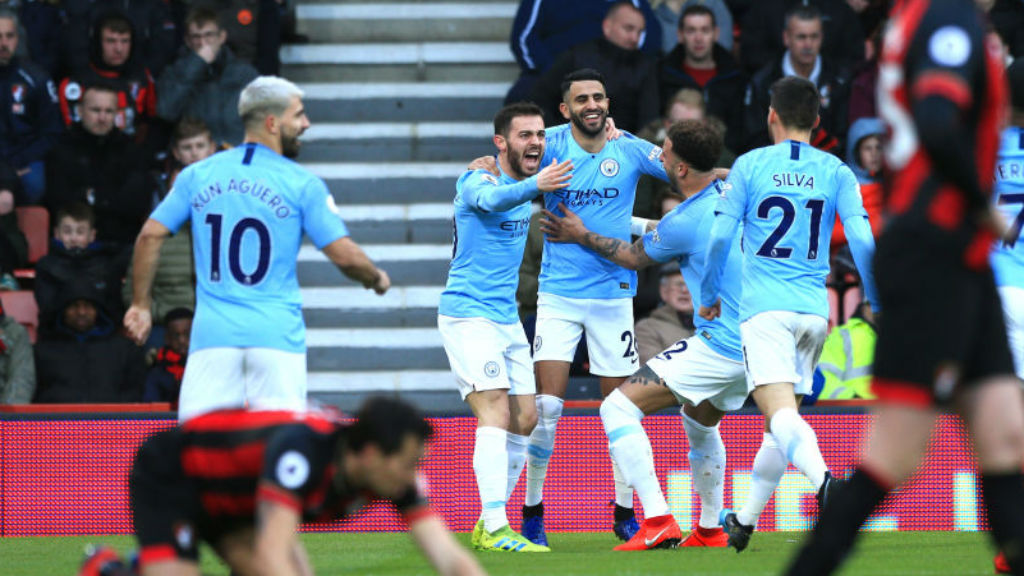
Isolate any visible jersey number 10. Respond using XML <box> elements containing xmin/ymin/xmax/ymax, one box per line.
<box><xmin>205</xmin><ymin>213</ymin><xmax>272</xmax><ymax>285</ymax></box>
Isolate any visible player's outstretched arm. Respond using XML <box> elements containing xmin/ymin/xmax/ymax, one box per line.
<box><xmin>540</xmin><ymin>202</ymin><xmax>656</xmax><ymax>271</ymax></box>
<box><xmin>124</xmin><ymin>218</ymin><xmax>171</xmax><ymax>345</ymax></box>
<box><xmin>470</xmin><ymin>158</ymin><xmax>573</xmax><ymax>213</ymax></box>
<box><xmin>322</xmin><ymin>237</ymin><xmax>390</xmax><ymax>295</ymax></box>
<box><xmin>251</xmin><ymin>498</ymin><xmax>308</xmax><ymax>576</ymax></box>
<box><xmin>409</xmin><ymin>515</ymin><xmax>488</xmax><ymax>576</ymax></box>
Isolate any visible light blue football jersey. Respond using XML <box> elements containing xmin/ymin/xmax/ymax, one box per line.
<box><xmin>642</xmin><ymin>181</ymin><xmax>744</xmax><ymax>361</ymax></box>
<box><xmin>150</xmin><ymin>142</ymin><xmax>349</xmax><ymax>353</ymax></box>
<box><xmin>991</xmin><ymin>127</ymin><xmax>1024</xmax><ymax>289</ymax></box>
<box><xmin>709</xmin><ymin>140</ymin><xmax>869</xmax><ymax>321</ymax></box>
<box><xmin>539</xmin><ymin>124</ymin><xmax>667</xmax><ymax>299</ymax></box>
<box><xmin>439</xmin><ymin>167</ymin><xmax>540</xmax><ymax>324</ymax></box>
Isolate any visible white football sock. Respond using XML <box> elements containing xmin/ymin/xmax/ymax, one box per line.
<box><xmin>525</xmin><ymin>394</ymin><xmax>563</xmax><ymax>507</ymax></box>
<box><xmin>613</xmin><ymin>459</ymin><xmax>634</xmax><ymax>509</ymax></box>
<box><xmin>601</xmin><ymin>389</ymin><xmax>669</xmax><ymax>518</ymax></box>
<box><xmin>506</xmin><ymin>432</ymin><xmax>529</xmax><ymax>501</ymax></box>
<box><xmin>738</xmin><ymin>432</ymin><xmax>788</xmax><ymax>527</ymax></box>
<box><xmin>474</xmin><ymin>426</ymin><xmax>509</xmax><ymax>532</ymax></box>
<box><xmin>770</xmin><ymin>407</ymin><xmax>827</xmax><ymax>488</ymax></box>
<box><xmin>681</xmin><ymin>410</ymin><xmax>726</xmax><ymax>529</ymax></box>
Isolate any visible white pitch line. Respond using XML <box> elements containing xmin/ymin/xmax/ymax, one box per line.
<box><xmin>307</xmin><ymin>327</ymin><xmax>443</xmax><ymax>348</ymax></box>
<box><xmin>302</xmin><ymin>122</ymin><xmax>492</xmax><ymax>141</ymax></box>
<box><xmin>298</xmin><ymin>82</ymin><xmax>509</xmax><ymax>100</ymax></box>
<box><xmin>281</xmin><ymin>42</ymin><xmax>514</xmax><ymax>65</ymax></box>
<box><xmin>298</xmin><ymin>244</ymin><xmax>451</xmax><ymax>262</ymax></box>
<box><xmin>301</xmin><ymin>286</ymin><xmax>442</xmax><ymax>309</ymax></box>
<box><xmin>298</xmin><ymin>3</ymin><xmax>516</xmax><ymax>20</ymax></box>
<box><xmin>308</xmin><ymin>370</ymin><xmax>454</xmax><ymax>392</ymax></box>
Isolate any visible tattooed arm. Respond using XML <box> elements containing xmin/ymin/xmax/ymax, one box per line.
<box><xmin>540</xmin><ymin>202</ymin><xmax>657</xmax><ymax>271</ymax></box>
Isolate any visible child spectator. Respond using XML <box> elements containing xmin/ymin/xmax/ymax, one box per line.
<box><xmin>831</xmin><ymin>117</ymin><xmax>884</xmax><ymax>251</ymax></box>
<box><xmin>35</xmin><ymin>202</ymin><xmax>128</xmax><ymax>337</ymax></box>
<box><xmin>0</xmin><ymin>297</ymin><xmax>35</xmax><ymax>404</ymax></box>
<box><xmin>143</xmin><ymin>307</ymin><xmax>191</xmax><ymax>404</ymax></box>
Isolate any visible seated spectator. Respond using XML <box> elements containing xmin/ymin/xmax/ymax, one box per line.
<box><xmin>739</xmin><ymin>0</ymin><xmax>864</xmax><ymax>75</ymax></box>
<box><xmin>35</xmin><ymin>202</ymin><xmax>128</xmax><ymax>337</ymax></box>
<box><xmin>122</xmin><ymin>118</ymin><xmax>204</xmax><ymax>345</ymax></box>
<box><xmin>847</xmin><ymin>20</ymin><xmax>883</xmax><ymax>125</ymax></box>
<box><xmin>658</xmin><ymin>4</ymin><xmax>745</xmax><ymax>153</ymax></box>
<box><xmin>57</xmin><ymin>10</ymin><xmax>158</xmax><ymax>142</ymax></box>
<box><xmin>143</xmin><ymin>307</ymin><xmax>191</xmax><ymax>403</ymax></box>
<box><xmin>156</xmin><ymin>7</ymin><xmax>258</xmax><ymax>147</ymax></box>
<box><xmin>506</xmin><ymin>0</ymin><xmax>662</xmax><ymax>103</ymax></box>
<box><xmin>831</xmin><ymin>117</ymin><xmax>883</xmax><ymax>250</ymax></box>
<box><xmin>63</xmin><ymin>0</ymin><xmax>177</xmax><ymax>78</ymax></box>
<box><xmin>531</xmin><ymin>1</ymin><xmax>659</xmax><ymax>133</ymax></box>
<box><xmin>0</xmin><ymin>296</ymin><xmax>35</xmax><ymax>404</ymax></box>
<box><xmin>44</xmin><ymin>84</ymin><xmax>152</xmax><ymax>246</ymax></box>
<box><xmin>635</xmin><ymin>265</ymin><xmax>694</xmax><ymax>364</ymax></box>
<box><xmin>0</xmin><ymin>162</ymin><xmax>28</xmax><ymax>287</ymax></box>
<box><xmin>0</xmin><ymin>7</ymin><xmax>62</xmax><ymax>205</ymax></box>
<box><xmin>34</xmin><ymin>279</ymin><xmax>146</xmax><ymax>403</ymax></box>
<box><xmin>650</xmin><ymin>0</ymin><xmax>732</xmax><ymax>53</ymax></box>
<box><xmin>203</xmin><ymin>0</ymin><xmax>281</xmax><ymax>75</ymax></box>
<box><xmin>816</xmin><ymin>301</ymin><xmax>876</xmax><ymax>400</ymax></box>
<box><xmin>742</xmin><ymin>5</ymin><xmax>851</xmax><ymax>155</ymax></box>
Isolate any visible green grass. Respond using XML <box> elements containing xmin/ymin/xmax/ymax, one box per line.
<box><xmin>0</xmin><ymin>531</ymin><xmax>1000</xmax><ymax>575</ymax></box>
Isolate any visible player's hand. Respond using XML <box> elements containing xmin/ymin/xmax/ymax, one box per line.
<box><xmin>467</xmin><ymin>155</ymin><xmax>499</xmax><ymax>176</ymax></box>
<box><xmin>536</xmin><ymin>158</ymin><xmax>573</xmax><ymax>192</ymax></box>
<box><xmin>604</xmin><ymin>117</ymin><xmax>621</xmax><ymax>140</ymax></box>
<box><xmin>539</xmin><ymin>202</ymin><xmax>586</xmax><ymax>243</ymax></box>
<box><xmin>196</xmin><ymin>42</ymin><xmax>218</xmax><ymax>64</ymax></box>
<box><xmin>371</xmin><ymin>269</ymin><xmax>391</xmax><ymax>295</ymax></box>
<box><xmin>698</xmin><ymin>301</ymin><xmax>721</xmax><ymax>321</ymax></box>
<box><xmin>123</xmin><ymin>305</ymin><xmax>153</xmax><ymax>346</ymax></box>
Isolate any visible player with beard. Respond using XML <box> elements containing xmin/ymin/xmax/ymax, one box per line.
<box><xmin>125</xmin><ymin>76</ymin><xmax>391</xmax><ymax>422</ymax></box>
<box><xmin>439</xmin><ymin>102</ymin><xmax>571</xmax><ymax>552</ymax></box>
<box><xmin>520</xmin><ymin>68</ymin><xmax>669</xmax><ymax>546</ymax></box>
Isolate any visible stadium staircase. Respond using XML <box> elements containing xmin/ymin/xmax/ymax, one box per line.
<box><xmin>282</xmin><ymin>0</ymin><xmax>518</xmax><ymax>412</ymax></box>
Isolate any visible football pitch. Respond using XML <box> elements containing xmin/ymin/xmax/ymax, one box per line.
<box><xmin>0</xmin><ymin>531</ymin><xmax>1000</xmax><ymax>575</ymax></box>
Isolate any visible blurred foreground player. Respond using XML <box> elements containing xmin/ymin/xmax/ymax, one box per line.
<box><xmin>124</xmin><ymin>397</ymin><xmax>486</xmax><ymax>576</ymax></box>
<box><xmin>439</xmin><ymin>102</ymin><xmax>571</xmax><ymax>553</ymax></box>
<box><xmin>787</xmin><ymin>2</ymin><xmax>1024</xmax><ymax>574</ymax></box>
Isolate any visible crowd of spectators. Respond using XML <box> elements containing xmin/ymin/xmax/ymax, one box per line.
<box><xmin>0</xmin><ymin>0</ymin><xmax>305</xmax><ymax>406</ymax></box>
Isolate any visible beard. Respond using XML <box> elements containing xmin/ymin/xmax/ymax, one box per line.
<box><xmin>506</xmin><ymin>144</ymin><xmax>542</xmax><ymax>179</ymax></box>
<box><xmin>281</xmin><ymin>131</ymin><xmax>302</xmax><ymax>159</ymax></box>
<box><xmin>569</xmin><ymin>108</ymin><xmax>607</xmax><ymax>137</ymax></box>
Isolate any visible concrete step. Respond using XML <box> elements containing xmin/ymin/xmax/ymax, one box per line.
<box><xmin>308</xmin><ymin>327</ymin><xmax>447</xmax><ymax>370</ymax></box>
<box><xmin>306</xmin><ymin>162</ymin><xmax>466</xmax><ymax>204</ymax></box>
<box><xmin>298</xmin><ymin>243</ymin><xmax>452</xmax><ymax>286</ymax></box>
<box><xmin>300</xmin><ymin>121</ymin><xmax>492</xmax><ymax>162</ymax></box>
<box><xmin>281</xmin><ymin>42</ymin><xmax>517</xmax><ymax>83</ymax></box>
<box><xmin>297</xmin><ymin>3</ymin><xmax>515</xmax><ymax>43</ymax></box>
<box><xmin>301</xmin><ymin>83</ymin><xmax>507</xmax><ymax>122</ymax></box>
<box><xmin>301</xmin><ymin>285</ymin><xmax>441</xmax><ymax>328</ymax></box>
<box><xmin>336</xmin><ymin>202</ymin><xmax>452</xmax><ymax>244</ymax></box>
<box><xmin>309</xmin><ymin>369</ymin><xmax>451</xmax><ymax>393</ymax></box>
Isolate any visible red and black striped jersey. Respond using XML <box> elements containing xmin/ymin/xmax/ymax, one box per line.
<box><xmin>178</xmin><ymin>408</ymin><xmax>429</xmax><ymax>534</ymax></box>
<box><xmin>878</xmin><ymin>0</ymin><xmax>1007</xmax><ymax>268</ymax></box>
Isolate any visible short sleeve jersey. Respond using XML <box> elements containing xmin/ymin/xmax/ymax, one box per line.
<box><xmin>642</xmin><ymin>181</ymin><xmax>743</xmax><ymax>361</ymax></box>
<box><xmin>539</xmin><ymin>124</ymin><xmax>667</xmax><ymax>299</ymax></box>
<box><xmin>716</xmin><ymin>141</ymin><xmax>867</xmax><ymax>321</ymax></box>
<box><xmin>439</xmin><ymin>168</ymin><xmax>534</xmax><ymax>324</ymax></box>
<box><xmin>991</xmin><ymin>127</ymin><xmax>1024</xmax><ymax>289</ymax></box>
<box><xmin>150</xmin><ymin>143</ymin><xmax>349</xmax><ymax>353</ymax></box>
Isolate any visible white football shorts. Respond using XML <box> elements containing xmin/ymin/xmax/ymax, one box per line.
<box><xmin>177</xmin><ymin>347</ymin><xmax>308</xmax><ymax>422</ymax></box>
<box><xmin>999</xmin><ymin>286</ymin><xmax>1024</xmax><ymax>379</ymax></box>
<box><xmin>740</xmin><ymin>311</ymin><xmax>828</xmax><ymax>395</ymax></box>
<box><xmin>438</xmin><ymin>315</ymin><xmax>536</xmax><ymax>400</ymax></box>
<box><xmin>533</xmin><ymin>292</ymin><xmax>638</xmax><ymax>377</ymax></box>
<box><xmin>646</xmin><ymin>336</ymin><xmax>749</xmax><ymax>411</ymax></box>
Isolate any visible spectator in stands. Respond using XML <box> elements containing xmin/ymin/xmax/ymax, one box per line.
<box><xmin>635</xmin><ymin>265</ymin><xmax>694</xmax><ymax>364</ymax></box>
<box><xmin>57</xmin><ymin>11</ymin><xmax>158</xmax><ymax>142</ymax></box>
<box><xmin>650</xmin><ymin>0</ymin><xmax>732</xmax><ymax>53</ymax></box>
<box><xmin>44</xmin><ymin>84</ymin><xmax>152</xmax><ymax>246</ymax></box>
<box><xmin>981</xmin><ymin>0</ymin><xmax>1024</xmax><ymax>59</ymax></box>
<box><xmin>142</xmin><ymin>307</ymin><xmax>191</xmax><ymax>403</ymax></box>
<box><xmin>0</xmin><ymin>161</ymin><xmax>28</xmax><ymax>287</ymax></box>
<box><xmin>658</xmin><ymin>4</ymin><xmax>745</xmax><ymax>153</ymax></box>
<box><xmin>531</xmin><ymin>2</ymin><xmax>660</xmax><ymax>133</ymax></box>
<box><xmin>34</xmin><ymin>279</ymin><xmax>146</xmax><ymax>402</ymax></box>
<box><xmin>201</xmin><ymin>0</ymin><xmax>282</xmax><ymax>75</ymax></box>
<box><xmin>506</xmin><ymin>0</ymin><xmax>662</xmax><ymax>104</ymax></box>
<box><xmin>742</xmin><ymin>5</ymin><xmax>851</xmax><ymax>155</ymax></box>
<box><xmin>847</xmin><ymin>19</ymin><xmax>883</xmax><ymax>125</ymax></box>
<box><xmin>0</xmin><ymin>7</ymin><xmax>62</xmax><ymax>205</ymax></box>
<box><xmin>35</xmin><ymin>202</ymin><xmax>128</xmax><ymax>337</ymax></box>
<box><xmin>831</xmin><ymin>116</ymin><xmax>883</xmax><ymax>251</ymax></box>
<box><xmin>739</xmin><ymin>0</ymin><xmax>864</xmax><ymax>75</ymax></box>
<box><xmin>63</xmin><ymin>0</ymin><xmax>177</xmax><ymax>78</ymax></box>
<box><xmin>5</xmin><ymin>0</ymin><xmax>62</xmax><ymax>77</ymax></box>
<box><xmin>122</xmin><ymin>118</ymin><xmax>204</xmax><ymax>347</ymax></box>
<box><xmin>816</xmin><ymin>301</ymin><xmax>876</xmax><ymax>400</ymax></box>
<box><xmin>0</xmin><ymin>297</ymin><xmax>35</xmax><ymax>404</ymax></box>
<box><xmin>156</xmin><ymin>7</ymin><xmax>258</xmax><ymax>147</ymax></box>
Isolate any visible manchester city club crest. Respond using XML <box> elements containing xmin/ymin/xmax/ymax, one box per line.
<box><xmin>484</xmin><ymin>361</ymin><xmax>501</xmax><ymax>378</ymax></box>
<box><xmin>600</xmin><ymin>158</ymin><xmax>619</xmax><ymax>177</ymax></box>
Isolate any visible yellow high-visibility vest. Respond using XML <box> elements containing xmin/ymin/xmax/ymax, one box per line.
<box><xmin>818</xmin><ymin>318</ymin><xmax>876</xmax><ymax>400</ymax></box>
